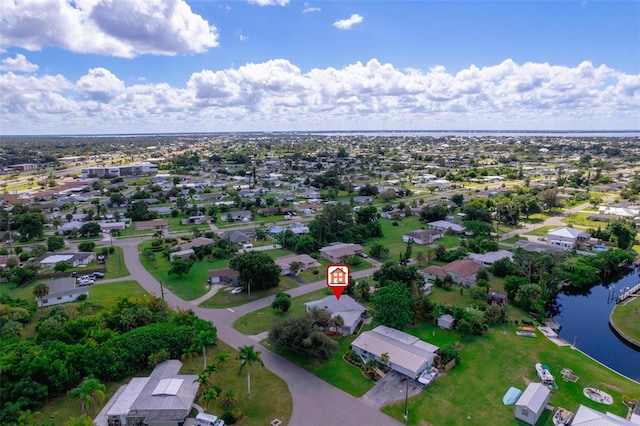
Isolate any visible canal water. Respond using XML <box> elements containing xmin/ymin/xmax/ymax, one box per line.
<box><xmin>553</xmin><ymin>268</ymin><xmax>640</xmax><ymax>382</ymax></box>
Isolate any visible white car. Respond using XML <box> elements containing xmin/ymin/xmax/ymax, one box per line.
<box><xmin>77</xmin><ymin>278</ymin><xmax>95</xmax><ymax>287</ymax></box>
<box><xmin>230</xmin><ymin>287</ymin><xmax>243</xmax><ymax>295</ymax></box>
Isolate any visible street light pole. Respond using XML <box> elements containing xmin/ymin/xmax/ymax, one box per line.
<box><xmin>403</xmin><ymin>377</ymin><xmax>409</xmax><ymax>422</ymax></box>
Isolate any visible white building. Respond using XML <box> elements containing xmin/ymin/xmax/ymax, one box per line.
<box><xmin>546</xmin><ymin>227</ymin><xmax>590</xmax><ymax>249</ymax></box>
<box><xmin>304</xmin><ymin>295</ymin><xmax>366</xmax><ymax>335</ymax></box>
<box><xmin>514</xmin><ymin>383</ymin><xmax>550</xmax><ymax>425</ymax></box>
<box><xmin>351</xmin><ymin>325</ymin><xmax>439</xmax><ymax>378</ymax></box>
<box><xmin>38</xmin><ymin>278</ymin><xmax>88</xmax><ymax>308</ymax></box>
<box><xmin>571</xmin><ymin>404</ymin><xmax>639</xmax><ymax>426</ymax></box>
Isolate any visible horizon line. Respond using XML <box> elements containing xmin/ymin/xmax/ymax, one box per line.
<box><xmin>1</xmin><ymin>129</ymin><xmax>639</xmax><ymax>138</ymax></box>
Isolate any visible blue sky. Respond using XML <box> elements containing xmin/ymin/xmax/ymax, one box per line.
<box><xmin>1</xmin><ymin>0</ymin><xmax>639</xmax><ymax>134</ymax></box>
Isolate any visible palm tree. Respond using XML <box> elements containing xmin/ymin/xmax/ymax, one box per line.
<box><xmin>194</xmin><ymin>328</ymin><xmax>218</xmax><ymax>370</ymax></box>
<box><xmin>33</xmin><ymin>283</ymin><xmax>49</xmax><ymax>307</ymax></box>
<box><xmin>380</xmin><ymin>352</ymin><xmax>390</xmax><ymax>366</ymax></box>
<box><xmin>236</xmin><ymin>345</ymin><xmax>264</xmax><ymax>396</ymax></box>
<box><xmin>205</xmin><ymin>362</ymin><xmax>218</xmax><ymax>380</ymax></box>
<box><xmin>201</xmin><ymin>387</ymin><xmax>218</xmax><ymax>411</ymax></box>
<box><xmin>68</xmin><ymin>377</ymin><xmax>106</xmax><ymax>415</ymax></box>
<box><xmin>152</xmin><ymin>230</ymin><xmax>164</xmax><ymax>241</ymax></box>
<box><xmin>220</xmin><ymin>388</ymin><xmax>237</xmax><ymax>409</ymax></box>
<box><xmin>215</xmin><ymin>352</ymin><xmax>230</xmax><ymax>369</ymax></box>
<box><xmin>194</xmin><ymin>372</ymin><xmax>209</xmax><ymax>397</ymax></box>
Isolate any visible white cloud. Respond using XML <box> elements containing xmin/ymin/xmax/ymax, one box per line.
<box><xmin>0</xmin><ymin>0</ymin><xmax>219</xmax><ymax>58</ymax></box>
<box><xmin>247</xmin><ymin>0</ymin><xmax>290</xmax><ymax>6</ymax></box>
<box><xmin>303</xmin><ymin>3</ymin><xmax>320</xmax><ymax>13</ymax></box>
<box><xmin>1</xmin><ymin>59</ymin><xmax>639</xmax><ymax>134</ymax></box>
<box><xmin>239</xmin><ymin>33</ymin><xmax>249</xmax><ymax>42</ymax></box>
<box><xmin>0</xmin><ymin>54</ymin><xmax>39</xmax><ymax>72</ymax></box>
<box><xmin>333</xmin><ymin>14</ymin><xmax>364</xmax><ymax>30</ymax></box>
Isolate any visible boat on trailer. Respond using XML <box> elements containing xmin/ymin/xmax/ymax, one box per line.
<box><xmin>535</xmin><ymin>363</ymin><xmax>555</xmax><ymax>384</ymax></box>
<box><xmin>553</xmin><ymin>407</ymin><xmax>573</xmax><ymax>425</ymax></box>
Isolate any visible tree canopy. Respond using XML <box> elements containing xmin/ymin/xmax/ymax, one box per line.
<box><xmin>229</xmin><ymin>251</ymin><xmax>281</xmax><ymax>293</ymax></box>
<box><xmin>371</xmin><ymin>281</ymin><xmax>414</xmax><ymax>330</ymax></box>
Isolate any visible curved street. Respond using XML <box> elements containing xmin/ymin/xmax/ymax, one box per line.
<box><xmin>115</xmin><ymin>237</ymin><xmax>401</xmax><ymax>426</ymax></box>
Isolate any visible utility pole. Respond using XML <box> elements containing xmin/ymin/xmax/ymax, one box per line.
<box><xmin>159</xmin><ymin>280</ymin><xmax>165</xmax><ymax>302</ymax></box>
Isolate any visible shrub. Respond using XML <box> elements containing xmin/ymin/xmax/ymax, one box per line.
<box><xmin>76</xmin><ymin>294</ymin><xmax>88</xmax><ymax>302</ymax></box>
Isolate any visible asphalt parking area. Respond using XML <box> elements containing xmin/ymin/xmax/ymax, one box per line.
<box><xmin>361</xmin><ymin>370</ymin><xmax>425</xmax><ymax>408</ymax></box>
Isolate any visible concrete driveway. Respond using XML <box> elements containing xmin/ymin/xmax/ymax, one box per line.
<box><xmin>361</xmin><ymin>371</ymin><xmax>425</xmax><ymax>409</ymax></box>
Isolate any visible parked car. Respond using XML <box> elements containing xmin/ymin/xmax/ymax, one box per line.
<box><xmin>91</xmin><ymin>272</ymin><xmax>105</xmax><ymax>279</ymax></box>
<box><xmin>230</xmin><ymin>287</ymin><xmax>243</xmax><ymax>295</ymax></box>
<box><xmin>77</xmin><ymin>279</ymin><xmax>94</xmax><ymax>287</ymax></box>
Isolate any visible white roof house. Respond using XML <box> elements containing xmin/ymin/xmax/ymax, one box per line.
<box><xmin>571</xmin><ymin>404</ymin><xmax>638</xmax><ymax>426</ymax></box>
<box><xmin>468</xmin><ymin>250</ymin><xmax>513</xmax><ymax>266</ymax></box>
<box><xmin>546</xmin><ymin>227</ymin><xmax>590</xmax><ymax>249</ymax></box>
<box><xmin>428</xmin><ymin>220</ymin><xmax>465</xmax><ymax>234</ymax></box>
<box><xmin>96</xmin><ymin>360</ymin><xmax>198</xmax><ymax>426</ymax></box>
<box><xmin>305</xmin><ymin>295</ymin><xmax>366</xmax><ymax>335</ymax></box>
<box><xmin>38</xmin><ymin>278</ymin><xmax>89</xmax><ymax>308</ymax></box>
<box><xmin>514</xmin><ymin>383</ymin><xmax>551</xmax><ymax>425</ymax></box>
<box><xmin>351</xmin><ymin>325</ymin><xmax>439</xmax><ymax>378</ymax></box>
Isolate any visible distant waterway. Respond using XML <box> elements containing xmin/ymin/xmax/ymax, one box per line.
<box><xmin>553</xmin><ymin>269</ymin><xmax>640</xmax><ymax>382</ymax></box>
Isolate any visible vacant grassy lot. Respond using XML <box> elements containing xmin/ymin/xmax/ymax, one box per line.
<box><xmin>234</xmin><ymin>288</ymin><xmax>335</xmax><ymax>335</ymax></box>
<box><xmin>167</xmin><ymin>216</ymin><xmax>211</xmax><ymax>233</ymax></box>
<box><xmin>523</xmin><ymin>225</ymin><xmax>557</xmax><ymax>237</ymax></box>
<box><xmin>298</xmin><ymin>257</ymin><xmax>372</xmax><ymax>283</ymax></box>
<box><xmin>561</xmin><ymin>212</ymin><xmax>606</xmax><ymax>229</ymax></box>
<box><xmin>382</xmin><ymin>324</ymin><xmax>640</xmax><ymax>425</ymax></box>
<box><xmin>103</xmin><ymin>246</ymin><xmax>130</xmax><ymax>279</ymax></box>
<box><xmin>610</xmin><ymin>297</ymin><xmax>640</xmax><ymax>344</ymax></box>
<box><xmin>199</xmin><ymin>276</ymin><xmax>300</xmax><ymax>309</ymax></box>
<box><xmin>139</xmin><ymin>241</ymin><xmax>228</xmax><ymax>301</ymax></box>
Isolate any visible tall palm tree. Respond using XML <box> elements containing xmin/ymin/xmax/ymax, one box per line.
<box><xmin>194</xmin><ymin>328</ymin><xmax>218</xmax><ymax>370</ymax></box>
<box><xmin>236</xmin><ymin>345</ymin><xmax>264</xmax><ymax>396</ymax></box>
<box><xmin>68</xmin><ymin>377</ymin><xmax>106</xmax><ymax>415</ymax></box>
<box><xmin>205</xmin><ymin>362</ymin><xmax>218</xmax><ymax>380</ymax></box>
<box><xmin>32</xmin><ymin>283</ymin><xmax>49</xmax><ymax>307</ymax></box>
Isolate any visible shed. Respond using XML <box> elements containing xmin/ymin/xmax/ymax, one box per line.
<box><xmin>437</xmin><ymin>314</ymin><xmax>455</xmax><ymax>330</ymax></box>
<box><xmin>514</xmin><ymin>382</ymin><xmax>551</xmax><ymax>425</ymax></box>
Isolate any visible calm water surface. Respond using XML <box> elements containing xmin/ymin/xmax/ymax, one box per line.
<box><xmin>553</xmin><ymin>269</ymin><xmax>640</xmax><ymax>382</ymax></box>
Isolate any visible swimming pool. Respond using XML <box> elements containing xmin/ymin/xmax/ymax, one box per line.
<box><xmin>592</xmin><ymin>245</ymin><xmax>608</xmax><ymax>252</ymax></box>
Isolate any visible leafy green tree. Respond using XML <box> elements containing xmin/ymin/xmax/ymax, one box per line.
<box><xmin>419</xmin><ymin>205</ymin><xmax>449</xmax><ymax>222</ymax></box>
<box><xmin>202</xmin><ymin>387</ymin><xmax>219</xmax><ymax>411</ymax></box>
<box><xmin>271</xmin><ymin>292</ymin><xmax>292</xmax><ymax>312</ymax></box>
<box><xmin>47</xmin><ymin>235</ymin><xmax>65</xmax><ymax>251</ymax></box>
<box><xmin>608</xmin><ymin>220</ymin><xmax>636</xmax><ymax>250</ymax></box>
<box><xmin>54</xmin><ymin>260</ymin><xmax>72</xmax><ymax>272</ymax></box>
<box><xmin>168</xmin><ymin>257</ymin><xmax>193</xmax><ymax>277</ymax></box>
<box><xmin>355</xmin><ymin>206</ymin><xmax>378</xmax><ymax>224</ymax></box>
<box><xmin>65</xmin><ymin>415</ymin><xmax>95</xmax><ymax>426</ymax></box>
<box><xmin>371</xmin><ymin>281</ymin><xmax>413</xmax><ymax>330</ymax></box>
<box><xmin>126</xmin><ymin>201</ymin><xmax>158</xmax><ymax>221</ymax></box>
<box><xmin>216</xmin><ymin>352</ymin><xmax>230</xmax><ymax>368</ymax></box>
<box><xmin>309</xmin><ymin>203</ymin><xmax>354</xmax><ymax>244</ymax></box>
<box><xmin>229</xmin><ymin>251</ymin><xmax>281</xmax><ymax>294</ymax></box>
<box><xmin>267</xmin><ymin>309</ymin><xmax>338</xmax><ymax>360</ymax></box>
<box><xmin>450</xmin><ymin>194</ymin><xmax>464</xmax><ymax>207</ymax></box>
<box><xmin>16</xmin><ymin>212</ymin><xmax>45</xmax><ymax>241</ymax></box>
<box><xmin>503</xmin><ymin>275</ymin><xmax>530</xmax><ymax>301</ymax></box>
<box><xmin>77</xmin><ymin>241</ymin><xmax>96</xmax><ymax>252</ymax></box>
<box><xmin>369</xmin><ymin>242</ymin><xmax>389</xmax><ymax>259</ymax></box>
<box><xmin>439</xmin><ymin>343</ymin><xmax>460</xmax><ymax>364</ymax></box>
<box><xmin>68</xmin><ymin>377</ymin><xmax>106</xmax><ymax>415</ymax></box>
<box><xmin>373</xmin><ymin>262</ymin><xmax>422</xmax><ymax>290</ymax></box>
<box><xmin>12</xmin><ymin>266</ymin><xmax>37</xmax><ymax>286</ymax></box>
<box><xmin>236</xmin><ymin>345</ymin><xmax>264</xmax><ymax>396</ymax></box>
<box><xmin>220</xmin><ymin>388</ymin><xmax>237</xmax><ymax>409</ymax></box>
<box><xmin>462</xmin><ymin>220</ymin><xmax>494</xmax><ymax>238</ymax></box>
<box><xmin>78</xmin><ymin>222</ymin><xmax>101</xmax><ymax>238</ymax></box>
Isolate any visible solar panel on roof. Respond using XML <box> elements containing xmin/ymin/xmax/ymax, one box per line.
<box><xmin>152</xmin><ymin>378</ymin><xmax>183</xmax><ymax>395</ymax></box>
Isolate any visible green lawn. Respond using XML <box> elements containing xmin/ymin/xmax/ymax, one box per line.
<box><xmin>382</xmin><ymin>324</ymin><xmax>640</xmax><ymax>425</ymax></box>
<box><xmin>523</xmin><ymin>225</ymin><xmax>557</xmax><ymax>237</ymax></box>
<box><xmin>234</xmin><ymin>288</ymin><xmax>335</xmax><ymax>335</ymax></box>
<box><xmin>199</xmin><ymin>276</ymin><xmax>300</xmax><ymax>309</ymax></box>
<box><xmin>139</xmin><ymin>242</ymin><xmax>225</xmax><ymax>301</ymax></box>
<box><xmin>167</xmin><ymin>216</ymin><xmax>211</xmax><ymax>233</ymax></box>
<box><xmin>103</xmin><ymin>246</ymin><xmax>130</xmax><ymax>279</ymax></box>
<box><xmin>561</xmin><ymin>212</ymin><xmax>606</xmax><ymax>229</ymax></box>
<box><xmin>263</xmin><ymin>327</ymin><xmax>375</xmax><ymax>397</ymax></box>
<box><xmin>502</xmin><ymin>236</ymin><xmax>527</xmax><ymax>244</ymax></box>
<box><xmin>362</xmin><ymin>217</ymin><xmax>424</xmax><ymax>259</ymax></box>
<box><xmin>610</xmin><ymin>297</ymin><xmax>640</xmax><ymax>344</ymax></box>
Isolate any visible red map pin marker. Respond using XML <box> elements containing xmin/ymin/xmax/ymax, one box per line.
<box><xmin>326</xmin><ymin>264</ymin><xmax>351</xmax><ymax>300</ymax></box>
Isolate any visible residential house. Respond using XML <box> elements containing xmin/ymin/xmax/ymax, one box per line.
<box><xmin>402</xmin><ymin>229</ymin><xmax>444</xmax><ymax>245</ymax></box>
<box><xmin>149</xmin><ymin>206</ymin><xmax>173</xmax><ymax>216</ymax></box>
<box><xmin>468</xmin><ymin>250</ymin><xmax>513</xmax><ymax>267</ymax></box>
<box><xmin>422</xmin><ymin>259</ymin><xmax>484</xmax><ymax>287</ymax></box>
<box><xmin>513</xmin><ymin>240</ymin><xmax>567</xmax><ymax>254</ymax></box>
<box><xmin>0</xmin><ymin>255</ymin><xmax>19</xmax><ymax>270</ymax></box>
<box><xmin>178</xmin><ymin>237</ymin><xmax>214</xmax><ymax>251</ymax></box>
<box><xmin>571</xmin><ymin>404</ymin><xmax>638</xmax><ymax>426</ymax></box>
<box><xmin>221</xmin><ymin>210</ymin><xmax>252</xmax><ymax>222</ymax></box>
<box><xmin>428</xmin><ymin>220</ymin><xmax>465</xmax><ymax>234</ymax></box>
<box><xmin>380</xmin><ymin>209</ymin><xmax>404</xmax><ymax>220</ymax></box>
<box><xmin>319</xmin><ymin>243</ymin><xmax>364</xmax><ymax>263</ymax></box>
<box><xmin>96</xmin><ymin>360</ymin><xmax>198</xmax><ymax>426</ymax></box>
<box><xmin>275</xmin><ymin>254</ymin><xmax>321</xmax><ymax>275</ymax></box>
<box><xmin>546</xmin><ymin>227</ymin><xmax>590</xmax><ymax>249</ymax></box>
<box><xmin>351</xmin><ymin>325</ymin><xmax>439</xmax><ymax>378</ymax></box>
<box><xmin>304</xmin><ymin>295</ymin><xmax>366</xmax><ymax>335</ymax></box>
<box><xmin>135</xmin><ymin>219</ymin><xmax>169</xmax><ymax>232</ymax></box>
<box><xmin>39</xmin><ymin>252</ymin><xmax>97</xmax><ymax>269</ymax></box>
<box><xmin>219</xmin><ymin>230</ymin><xmax>251</xmax><ymax>245</ymax></box>
<box><xmin>352</xmin><ymin>196</ymin><xmax>373</xmax><ymax>204</ymax></box>
<box><xmin>207</xmin><ymin>268</ymin><xmax>240</xmax><ymax>286</ymax></box>
<box><xmin>180</xmin><ymin>215</ymin><xmax>207</xmax><ymax>225</ymax></box>
<box><xmin>514</xmin><ymin>383</ymin><xmax>551</xmax><ymax>425</ymax></box>
<box><xmin>37</xmin><ymin>278</ymin><xmax>88</xmax><ymax>308</ymax></box>
<box><xmin>169</xmin><ymin>249</ymin><xmax>194</xmax><ymax>261</ymax></box>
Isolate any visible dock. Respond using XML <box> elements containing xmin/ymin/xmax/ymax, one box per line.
<box><xmin>615</xmin><ymin>282</ymin><xmax>640</xmax><ymax>304</ymax></box>
<box><xmin>545</xmin><ymin>318</ymin><xmax>562</xmax><ymax>331</ymax></box>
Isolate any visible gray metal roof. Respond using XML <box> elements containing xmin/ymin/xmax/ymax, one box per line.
<box><xmin>515</xmin><ymin>383</ymin><xmax>550</xmax><ymax>412</ymax></box>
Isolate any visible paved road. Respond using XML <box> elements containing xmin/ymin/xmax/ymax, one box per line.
<box><xmin>115</xmin><ymin>237</ymin><xmax>401</xmax><ymax>426</ymax></box>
